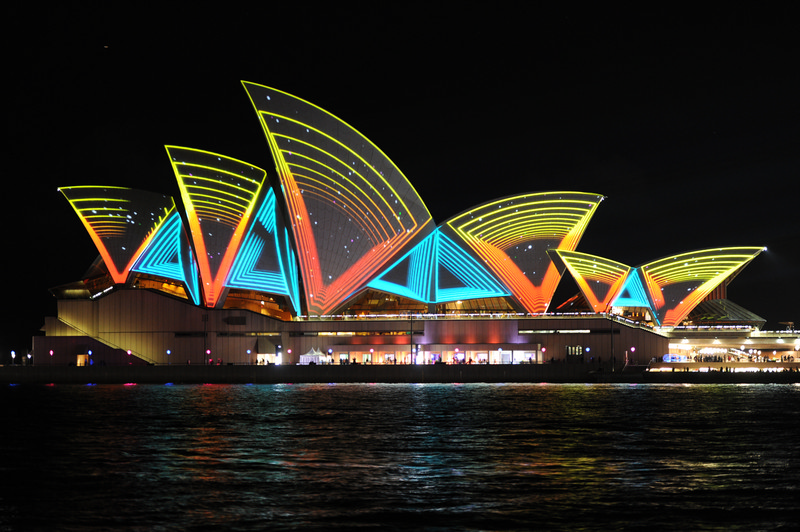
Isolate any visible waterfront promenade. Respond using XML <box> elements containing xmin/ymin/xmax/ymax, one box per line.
<box><xmin>2</xmin><ymin>363</ymin><xmax>799</xmax><ymax>385</ymax></box>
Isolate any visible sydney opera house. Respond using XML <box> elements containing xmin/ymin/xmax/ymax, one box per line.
<box><xmin>33</xmin><ymin>82</ymin><xmax>777</xmax><ymax>368</ymax></box>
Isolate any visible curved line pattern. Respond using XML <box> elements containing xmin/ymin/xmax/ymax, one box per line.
<box><xmin>447</xmin><ymin>192</ymin><xmax>604</xmax><ymax>313</ymax></box>
<box><xmin>59</xmin><ymin>186</ymin><xmax>174</xmax><ymax>285</ymax></box>
<box><xmin>167</xmin><ymin>146</ymin><xmax>267</xmax><ymax>307</ymax></box>
<box><xmin>640</xmin><ymin>247</ymin><xmax>765</xmax><ymax>327</ymax></box>
<box><xmin>551</xmin><ymin>250</ymin><xmax>632</xmax><ymax>313</ymax></box>
<box><xmin>59</xmin><ymin>86</ymin><xmax>766</xmax><ymax>329</ymax></box>
<box><xmin>243</xmin><ymin>82</ymin><xmax>434</xmax><ymax>315</ymax></box>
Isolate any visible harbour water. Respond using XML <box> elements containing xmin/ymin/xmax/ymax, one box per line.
<box><xmin>1</xmin><ymin>383</ymin><xmax>798</xmax><ymax>530</ymax></box>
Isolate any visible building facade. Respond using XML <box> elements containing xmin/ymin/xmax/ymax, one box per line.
<box><xmin>35</xmin><ymin>83</ymin><xmax>775</xmax><ymax>367</ymax></box>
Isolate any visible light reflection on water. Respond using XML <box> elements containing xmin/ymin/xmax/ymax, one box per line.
<box><xmin>1</xmin><ymin>383</ymin><xmax>799</xmax><ymax>531</ymax></box>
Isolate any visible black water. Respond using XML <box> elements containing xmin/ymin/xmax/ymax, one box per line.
<box><xmin>1</xmin><ymin>383</ymin><xmax>798</xmax><ymax>531</ymax></box>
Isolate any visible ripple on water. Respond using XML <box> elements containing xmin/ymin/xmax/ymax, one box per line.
<box><xmin>1</xmin><ymin>383</ymin><xmax>798</xmax><ymax>530</ymax></box>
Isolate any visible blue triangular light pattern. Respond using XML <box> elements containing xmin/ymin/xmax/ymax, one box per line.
<box><xmin>369</xmin><ymin>230</ymin><xmax>508</xmax><ymax>303</ymax></box>
<box><xmin>283</xmin><ymin>227</ymin><xmax>301</xmax><ymax>314</ymax></box>
<box><xmin>434</xmin><ymin>232</ymin><xmax>509</xmax><ymax>303</ymax></box>
<box><xmin>132</xmin><ymin>211</ymin><xmax>201</xmax><ymax>305</ymax></box>
<box><xmin>226</xmin><ymin>188</ymin><xmax>300</xmax><ymax>314</ymax></box>
<box><xmin>368</xmin><ymin>231</ymin><xmax>436</xmax><ymax>302</ymax></box>
<box><xmin>611</xmin><ymin>268</ymin><xmax>651</xmax><ymax>309</ymax></box>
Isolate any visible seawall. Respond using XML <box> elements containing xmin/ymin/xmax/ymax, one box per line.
<box><xmin>2</xmin><ymin>364</ymin><xmax>799</xmax><ymax>385</ymax></box>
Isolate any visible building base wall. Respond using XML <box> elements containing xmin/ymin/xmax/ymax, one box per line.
<box><xmin>3</xmin><ymin>363</ymin><xmax>799</xmax><ymax>385</ymax></box>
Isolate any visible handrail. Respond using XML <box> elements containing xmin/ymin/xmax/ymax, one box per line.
<box><xmin>55</xmin><ymin>317</ymin><xmax>158</xmax><ymax>365</ymax></box>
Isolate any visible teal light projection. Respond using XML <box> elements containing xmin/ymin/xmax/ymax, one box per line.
<box><xmin>369</xmin><ymin>229</ymin><xmax>509</xmax><ymax>303</ymax></box>
<box><xmin>369</xmin><ymin>231</ymin><xmax>436</xmax><ymax>301</ymax></box>
<box><xmin>243</xmin><ymin>82</ymin><xmax>434</xmax><ymax>315</ymax></box>
<box><xmin>132</xmin><ymin>211</ymin><xmax>201</xmax><ymax>305</ymax></box>
<box><xmin>226</xmin><ymin>187</ymin><xmax>301</xmax><ymax>313</ymax></box>
<box><xmin>611</xmin><ymin>269</ymin><xmax>650</xmax><ymax>308</ymax></box>
<box><xmin>167</xmin><ymin>146</ymin><xmax>268</xmax><ymax>308</ymax></box>
<box><xmin>435</xmin><ymin>232</ymin><xmax>509</xmax><ymax>303</ymax></box>
<box><xmin>60</xmin><ymin>83</ymin><xmax>765</xmax><ymax>325</ymax></box>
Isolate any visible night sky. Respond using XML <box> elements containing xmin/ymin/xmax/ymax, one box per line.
<box><xmin>4</xmin><ymin>5</ymin><xmax>799</xmax><ymax>360</ymax></box>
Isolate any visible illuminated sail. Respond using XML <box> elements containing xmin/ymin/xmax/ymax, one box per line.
<box><xmin>60</xmin><ymin>186</ymin><xmax>174</xmax><ymax>285</ymax></box>
<box><xmin>549</xmin><ymin>250</ymin><xmax>631</xmax><ymax>313</ymax></box>
<box><xmin>639</xmin><ymin>247</ymin><xmax>765</xmax><ymax>327</ymax></box>
<box><xmin>132</xmin><ymin>210</ymin><xmax>201</xmax><ymax>305</ymax></box>
<box><xmin>226</xmin><ymin>187</ymin><xmax>301</xmax><ymax>313</ymax></box>
<box><xmin>243</xmin><ymin>82</ymin><xmax>433</xmax><ymax>315</ymax></box>
<box><xmin>166</xmin><ymin>146</ymin><xmax>267</xmax><ymax>308</ymax></box>
<box><xmin>446</xmin><ymin>192</ymin><xmax>604</xmax><ymax>313</ymax></box>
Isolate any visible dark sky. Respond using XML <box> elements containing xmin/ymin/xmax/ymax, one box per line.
<box><xmin>4</xmin><ymin>5</ymin><xmax>799</xmax><ymax>359</ymax></box>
